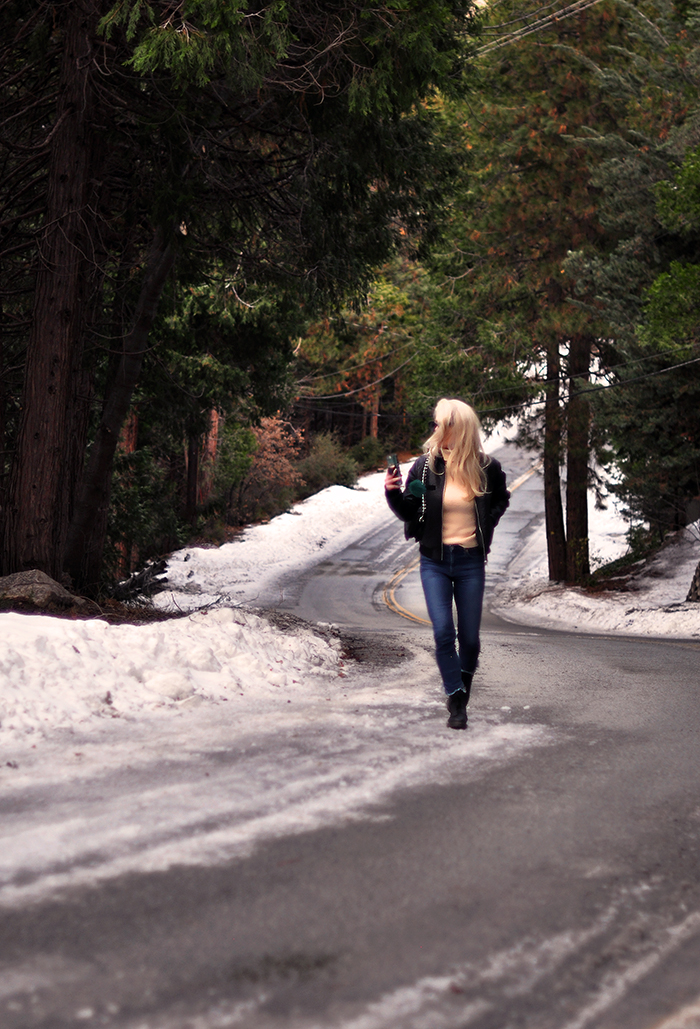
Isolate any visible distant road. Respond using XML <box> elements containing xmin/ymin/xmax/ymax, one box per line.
<box><xmin>274</xmin><ymin>441</ymin><xmax>548</xmax><ymax>633</ymax></box>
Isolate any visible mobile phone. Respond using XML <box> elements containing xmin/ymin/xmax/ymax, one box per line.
<box><xmin>387</xmin><ymin>453</ymin><xmax>400</xmax><ymax>472</ymax></box>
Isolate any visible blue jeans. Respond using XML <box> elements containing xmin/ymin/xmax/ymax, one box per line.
<box><xmin>420</xmin><ymin>545</ymin><xmax>485</xmax><ymax>696</ymax></box>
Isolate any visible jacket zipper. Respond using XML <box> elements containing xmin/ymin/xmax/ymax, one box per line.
<box><xmin>440</xmin><ymin>493</ymin><xmax>444</xmax><ymax>561</ymax></box>
<box><xmin>474</xmin><ymin>498</ymin><xmax>488</xmax><ymax>563</ymax></box>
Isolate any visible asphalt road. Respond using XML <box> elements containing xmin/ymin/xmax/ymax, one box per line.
<box><xmin>2</xmin><ymin>446</ymin><xmax>700</xmax><ymax>1029</ymax></box>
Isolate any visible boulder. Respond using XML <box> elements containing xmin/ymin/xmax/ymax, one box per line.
<box><xmin>0</xmin><ymin>569</ymin><xmax>88</xmax><ymax>610</ymax></box>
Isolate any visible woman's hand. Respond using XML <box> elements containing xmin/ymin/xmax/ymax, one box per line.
<box><xmin>384</xmin><ymin>467</ymin><xmax>402</xmax><ymax>491</ymax></box>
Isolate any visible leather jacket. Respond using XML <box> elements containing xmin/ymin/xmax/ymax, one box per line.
<box><xmin>385</xmin><ymin>453</ymin><xmax>510</xmax><ymax>560</ymax></box>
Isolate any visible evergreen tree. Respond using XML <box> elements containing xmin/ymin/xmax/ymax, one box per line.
<box><xmin>431</xmin><ymin>0</ymin><xmax>631</xmax><ymax>582</ymax></box>
<box><xmin>294</xmin><ymin>258</ymin><xmax>440</xmax><ymax>447</ymax></box>
<box><xmin>0</xmin><ymin>0</ymin><xmax>478</xmax><ymax>590</ymax></box>
<box><xmin>563</xmin><ymin>0</ymin><xmax>700</xmax><ymax>595</ymax></box>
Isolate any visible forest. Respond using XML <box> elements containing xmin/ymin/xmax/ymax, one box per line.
<box><xmin>1</xmin><ymin>0</ymin><xmax>699</xmax><ymax>599</ymax></box>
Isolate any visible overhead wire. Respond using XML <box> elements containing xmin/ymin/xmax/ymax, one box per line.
<box><xmin>475</xmin><ymin>355</ymin><xmax>700</xmax><ymax>417</ymax></box>
<box><xmin>474</xmin><ymin>0</ymin><xmax>606</xmax><ymax>56</ymax></box>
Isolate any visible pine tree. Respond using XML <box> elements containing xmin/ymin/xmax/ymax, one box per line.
<box><xmin>431</xmin><ymin>0</ymin><xmax>630</xmax><ymax>582</ymax></box>
<box><xmin>0</xmin><ymin>0</ymin><xmax>478</xmax><ymax>590</ymax></box>
<box><xmin>563</xmin><ymin>0</ymin><xmax>700</xmax><ymax>595</ymax></box>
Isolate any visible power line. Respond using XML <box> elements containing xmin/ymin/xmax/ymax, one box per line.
<box><xmin>476</xmin><ymin>354</ymin><xmax>700</xmax><ymax>417</ymax></box>
<box><xmin>475</xmin><ymin>0</ymin><xmax>605</xmax><ymax>56</ymax></box>
<box><xmin>296</xmin><ymin>356</ymin><xmax>415</xmax><ymax>400</ymax></box>
<box><xmin>295</xmin><ymin>339</ymin><xmax>415</xmax><ymax>384</ymax></box>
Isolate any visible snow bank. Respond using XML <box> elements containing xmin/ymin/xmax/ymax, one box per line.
<box><xmin>494</xmin><ymin>523</ymin><xmax>700</xmax><ymax>638</ymax></box>
<box><xmin>0</xmin><ymin>607</ymin><xmax>344</xmax><ymax>746</ymax></box>
<box><xmin>156</xmin><ymin>427</ymin><xmax>515</xmax><ymax>612</ymax></box>
<box><xmin>1</xmin><ymin>432</ymin><xmax>698</xmax><ymax>750</ymax></box>
<box><xmin>157</xmin><ymin>474</ymin><xmax>392</xmax><ymax>611</ymax></box>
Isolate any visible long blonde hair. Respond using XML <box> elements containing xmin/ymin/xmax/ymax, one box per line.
<box><xmin>424</xmin><ymin>398</ymin><xmax>488</xmax><ymax>496</ymax></box>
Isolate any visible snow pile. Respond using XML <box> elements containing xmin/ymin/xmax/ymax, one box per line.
<box><xmin>158</xmin><ymin>475</ymin><xmax>392</xmax><ymax>611</ymax></box>
<box><xmin>493</xmin><ymin>523</ymin><xmax>700</xmax><ymax>638</ymax></box>
<box><xmin>0</xmin><ymin>607</ymin><xmax>344</xmax><ymax>746</ymax></box>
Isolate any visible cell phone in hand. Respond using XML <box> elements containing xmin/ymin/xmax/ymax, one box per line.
<box><xmin>387</xmin><ymin>454</ymin><xmax>400</xmax><ymax>473</ymax></box>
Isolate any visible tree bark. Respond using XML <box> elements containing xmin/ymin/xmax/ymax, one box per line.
<box><xmin>0</xmin><ymin>286</ymin><xmax>5</xmax><ymax>500</ymax></box>
<box><xmin>566</xmin><ymin>334</ymin><xmax>591</xmax><ymax>583</ymax></box>
<box><xmin>185</xmin><ymin>434</ymin><xmax>199</xmax><ymax>525</ymax></box>
<box><xmin>199</xmin><ymin>409</ymin><xmax>220</xmax><ymax>505</ymax></box>
<box><xmin>2</xmin><ymin>1</ymin><xmax>98</xmax><ymax>578</ymax></box>
<box><xmin>370</xmin><ymin>388</ymin><xmax>380</xmax><ymax>439</ymax></box>
<box><xmin>64</xmin><ymin>227</ymin><xmax>176</xmax><ymax>592</ymax></box>
<box><xmin>687</xmin><ymin>559</ymin><xmax>700</xmax><ymax>602</ymax></box>
<box><xmin>544</xmin><ymin>337</ymin><xmax>567</xmax><ymax>580</ymax></box>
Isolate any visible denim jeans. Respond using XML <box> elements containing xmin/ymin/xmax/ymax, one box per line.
<box><xmin>420</xmin><ymin>545</ymin><xmax>486</xmax><ymax>696</ymax></box>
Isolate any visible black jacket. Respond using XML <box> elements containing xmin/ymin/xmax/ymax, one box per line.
<box><xmin>385</xmin><ymin>453</ymin><xmax>510</xmax><ymax>560</ymax></box>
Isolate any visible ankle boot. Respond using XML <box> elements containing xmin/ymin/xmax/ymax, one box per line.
<box><xmin>446</xmin><ymin>689</ymin><xmax>467</xmax><ymax>729</ymax></box>
<box><xmin>461</xmin><ymin>671</ymin><xmax>473</xmax><ymax>704</ymax></box>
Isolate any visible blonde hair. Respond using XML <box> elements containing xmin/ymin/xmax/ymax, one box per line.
<box><xmin>424</xmin><ymin>398</ymin><xmax>488</xmax><ymax>496</ymax></box>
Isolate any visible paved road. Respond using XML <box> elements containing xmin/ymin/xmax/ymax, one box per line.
<box><xmin>272</xmin><ymin>443</ymin><xmax>544</xmax><ymax>631</ymax></box>
<box><xmin>2</xmin><ymin>447</ymin><xmax>700</xmax><ymax>1029</ymax></box>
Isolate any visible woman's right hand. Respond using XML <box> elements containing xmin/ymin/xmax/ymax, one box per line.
<box><xmin>384</xmin><ymin>467</ymin><xmax>402</xmax><ymax>491</ymax></box>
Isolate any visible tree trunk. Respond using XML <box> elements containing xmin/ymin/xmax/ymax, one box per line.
<box><xmin>0</xmin><ymin>287</ymin><xmax>5</xmax><ymax>500</ymax></box>
<box><xmin>2</xmin><ymin>1</ymin><xmax>98</xmax><ymax>578</ymax></box>
<box><xmin>566</xmin><ymin>334</ymin><xmax>591</xmax><ymax>583</ymax></box>
<box><xmin>199</xmin><ymin>409</ymin><xmax>219</xmax><ymax>505</ymax></box>
<box><xmin>687</xmin><ymin>559</ymin><xmax>700</xmax><ymax>602</ymax></box>
<box><xmin>64</xmin><ymin>227</ymin><xmax>177</xmax><ymax>592</ymax></box>
<box><xmin>544</xmin><ymin>337</ymin><xmax>567</xmax><ymax>580</ymax></box>
<box><xmin>185</xmin><ymin>434</ymin><xmax>199</xmax><ymax>525</ymax></box>
<box><xmin>370</xmin><ymin>389</ymin><xmax>380</xmax><ymax>438</ymax></box>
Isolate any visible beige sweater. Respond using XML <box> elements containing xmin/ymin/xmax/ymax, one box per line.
<box><xmin>442</xmin><ymin>474</ymin><xmax>478</xmax><ymax>547</ymax></box>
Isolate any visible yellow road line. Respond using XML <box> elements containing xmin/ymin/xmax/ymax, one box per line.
<box><xmin>382</xmin><ymin>555</ymin><xmax>429</xmax><ymax>624</ymax></box>
<box><xmin>507</xmin><ymin>457</ymin><xmax>543</xmax><ymax>492</ymax></box>
<box><xmin>382</xmin><ymin>458</ymin><xmax>541</xmax><ymax>624</ymax></box>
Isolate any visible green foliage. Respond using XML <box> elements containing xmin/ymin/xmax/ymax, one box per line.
<box><xmin>591</xmin><ymin>343</ymin><xmax>700</xmax><ymax>538</ymax></box>
<box><xmin>213</xmin><ymin>423</ymin><xmax>257</xmax><ymax>500</ymax></box>
<box><xmin>296</xmin><ymin>434</ymin><xmax>359</xmax><ymax>497</ymax></box>
<box><xmin>350</xmin><ymin>435</ymin><xmax>387</xmax><ymax>471</ymax></box>
<box><xmin>295</xmin><ymin>257</ymin><xmax>447</xmax><ymax>445</ymax></box>
<box><xmin>655</xmin><ymin>147</ymin><xmax>700</xmax><ymax>231</ymax></box>
<box><xmin>569</xmin><ymin>5</ymin><xmax>700</xmax><ymax>545</ymax></box>
<box><xmin>1</xmin><ymin>0</ymin><xmax>481</xmax><ymax>585</ymax></box>
<box><xmin>645</xmin><ymin>263</ymin><xmax>700</xmax><ymax>344</ymax></box>
<box><xmin>225</xmin><ymin>416</ymin><xmax>305</xmax><ymax>525</ymax></box>
<box><xmin>140</xmin><ymin>280</ymin><xmax>297</xmax><ymax>442</ymax></box>
<box><xmin>102</xmin><ymin>0</ymin><xmax>473</xmax><ymax>111</ymax></box>
<box><xmin>105</xmin><ymin>449</ymin><xmax>189</xmax><ymax>580</ymax></box>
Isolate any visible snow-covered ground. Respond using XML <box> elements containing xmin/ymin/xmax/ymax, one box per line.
<box><xmin>492</xmin><ymin>521</ymin><xmax>700</xmax><ymax>639</ymax></box>
<box><xmin>0</xmin><ymin>435</ymin><xmax>698</xmax><ymax>753</ymax></box>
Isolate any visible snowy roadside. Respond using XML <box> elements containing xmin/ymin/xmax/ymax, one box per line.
<box><xmin>0</xmin><ymin>431</ymin><xmax>698</xmax><ymax>753</ymax></box>
<box><xmin>153</xmin><ymin>424</ymin><xmax>517</xmax><ymax>613</ymax></box>
<box><xmin>1</xmin><ymin>434</ymin><xmax>698</xmax><ymax>905</ymax></box>
<box><xmin>491</xmin><ymin>502</ymin><xmax>700</xmax><ymax>639</ymax></box>
<box><xmin>0</xmin><ymin>431</ymin><xmax>506</xmax><ymax>749</ymax></box>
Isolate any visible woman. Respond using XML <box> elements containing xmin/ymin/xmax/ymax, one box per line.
<box><xmin>385</xmin><ymin>398</ymin><xmax>510</xmax><ymax>730</ymax></box>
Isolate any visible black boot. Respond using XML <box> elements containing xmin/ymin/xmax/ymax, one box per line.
<box><xmin>446</xmin><ymin>689</ymin><xmax>467</xmax><ymax>729</ymax></box>
<box><xmin>461</xmin><ymin>670</ymin><xmax>473</xmax><ymax>704</ymax></box>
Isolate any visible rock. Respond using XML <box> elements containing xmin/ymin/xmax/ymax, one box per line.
<box><xmin>0</xmin><ymin>569</ymin><xmax>88</xmax><ymax>610</ymax></box>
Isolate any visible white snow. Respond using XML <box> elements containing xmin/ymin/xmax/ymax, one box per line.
<box><xmin>0</xmin><ymin>606</ymin><xmax>344</xmax><ymax>746</ymax></box>
<box><xmin>491</xmin><ymin>497</ymin><xmax>700</xmax><ymax>639</ymax></box>
<box><xmin>157</xmin><ymin>475</ymin><xmax>397</xmax><ymax>611</ymax></box>
<box><xmin>0</xmin><ymin>435</ymin><xmax>698</xmax><ymax>750</ymax></box>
